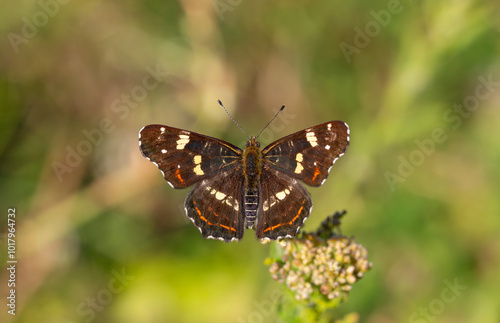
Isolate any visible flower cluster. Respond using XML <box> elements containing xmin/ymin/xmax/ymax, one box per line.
<box><xmin>267</xmin><ymin>211</ymin><xmax>372</xmax><ymax>303</ymax></box>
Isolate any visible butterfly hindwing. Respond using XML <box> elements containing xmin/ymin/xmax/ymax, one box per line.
<box><xmin>139</xmin><ymin>125</ymin><xmax>242</xmax><ymax>188</ymax></box>
<box><xmin>255</xmin><ymin>167</ymin><xmax>312</xmax><ymax>240</ymax></box>
<box><xmin>262</xmin><ymin>121</ymin><xmax>349</xmax><ymax>187</ymax></box>
<box><xmin>185</xmin><ymin>167</ymin><xmax>246</xmax><ymax>242</ymax></box>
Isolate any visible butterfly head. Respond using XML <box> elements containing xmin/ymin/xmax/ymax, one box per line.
<box><xmin>246</xmin><ymin>136</ymin><xmax>261</xmax><ymax>148</ymax></box>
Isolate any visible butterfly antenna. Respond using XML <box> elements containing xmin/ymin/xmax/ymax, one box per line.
<box><xmin>218</xmin><ymin>100</ymin><xmax>250</xmax><ymax>140</ymax></box>
<box><xmin>256</xmin><ymin>105</ymin><xmax>285</xmax><ymax>139</ymax></box>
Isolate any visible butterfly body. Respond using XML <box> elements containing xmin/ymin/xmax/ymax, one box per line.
<box><xmin>139</xmin><ymin>121</ymin><xmax>349</xmax><ymax>243</ymax></box>
<box><xmin>242</xmin><ymin>137</ymin><xmax>262</xmax><ymax>229</ymax></box>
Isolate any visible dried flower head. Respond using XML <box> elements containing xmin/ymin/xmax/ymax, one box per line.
<box><xmin>267</xmin><ymin>211</ymin><xmax>372</xmax><ymax>306</ymax></box>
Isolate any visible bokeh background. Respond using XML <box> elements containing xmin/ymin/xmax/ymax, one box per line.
<box><xmin>1</xmin><ymin>0</ymin><xmax>500</xmax><ymax>322</ymax></box>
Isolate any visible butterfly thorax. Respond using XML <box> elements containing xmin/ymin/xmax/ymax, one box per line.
<box><xmin>243</xmin><ymin>137</ymin><xmax>262</xmax><ymax>182</ymax></box>
<box><xmin>242</xmin><ymin>136</ymin><xmax>262</xmax><ymax>229</ymax></box>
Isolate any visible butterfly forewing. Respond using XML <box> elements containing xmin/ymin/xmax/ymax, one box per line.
<box><xmin>256</xmin><ymin>168</ymin><xmax>312</xmax><ymax>240</ymax></box>
<box><xmin>184</xmin><ymin>167</ymin><xmax>246</xmax><ymax>242</ymax></box>
<box><xmin>139</xmin><ymin>125</ymin><xmax>242</xmax><ymax>188</ymax></box>
<box><xmin>262</xmin><ymin>121</ymin><xmax>349</xmax><ymax>187</ymax></box>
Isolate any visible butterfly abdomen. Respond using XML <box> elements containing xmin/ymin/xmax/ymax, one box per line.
<box><xmin>242</xmin><ymin>137</ymin><xmax>262</xmax><ymax>229</ymax></box>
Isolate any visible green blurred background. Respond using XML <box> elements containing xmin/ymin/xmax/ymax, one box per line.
<box><xmin>1</xmin><ymin>0</ymin><xmax>499</xmax><ymax>322</ymax></box>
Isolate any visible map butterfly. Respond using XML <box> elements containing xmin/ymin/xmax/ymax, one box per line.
<box><xmin>139</xmin><ymin>104</ymin><xmax>349</xmax><ymax>242</ymax></box>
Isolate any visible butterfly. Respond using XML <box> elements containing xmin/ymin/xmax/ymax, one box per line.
<box><xmin>139</xmin><ymin>108</ymin><xmax>349</xmax><ymax>243</ymax></box>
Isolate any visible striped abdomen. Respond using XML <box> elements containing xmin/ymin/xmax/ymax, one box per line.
<box><xmin>244</xmin><ymin>187</ymin><xmax>258</xmax><ymax>229</ymax></box>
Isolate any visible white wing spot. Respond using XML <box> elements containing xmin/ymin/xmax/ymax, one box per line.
<box><xmin>263</xmin><ymin>197</ymin><xmax>278</xmax><ymax>211</ymax></box>
<box><xmin>269</xmin><ymin>196</ymin><xmax>277</xmax><ymax>208</ymax></box>
<box><xmin>276</xmin><ymin>191</ymin><xmax>287</xmax><ymax>200</ymax></box>
<box><xmin>295</xmin><ymin>162</ymin><xmax>304</xmax><ymax>174</ymax></box>
<box><xmin>176</xmin><ymin>134</ymin><xmax>190</xmax><ymax>150</ymax></box>
<box><xmin>306</xmin><ymin>131</ymin><xmax>318</xmax><ymax>147</ymax></box>
<box><xmin>161</xmin><ymin>149</ymin><xmax>167</xmax><ymax>154</ymax></box>
<box><xmin>215</xmin><ymin>191</ymin><xmax>226</xmax><ymax>200</ymax></box>
<box><xmin>327</xmin><ymin>123</ymin><xmax>332</xmax><ymax>130</ymax></box>
<box><xmin>160</xmin><ymin>127</ymin><xmax>166</xmax><ymax>133</ymax></box>
<box><xmin>194</xmin><ymin>155</ymin><xmax>202</xmax><ymax>164</ymax></box>
<box><xmin>325</xmin><ymin>145</ymin><xmax>330</xmax><ymax>150</ymax></box>
<box><xmin>294</xmin><ymin>152</ymin><xmax>304</xmax><ymax>173</ymax></box>
<box><xmin>194</xmin><ymin>164</ymin><xmax>204</xmax><ymax>175</ymax></box>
